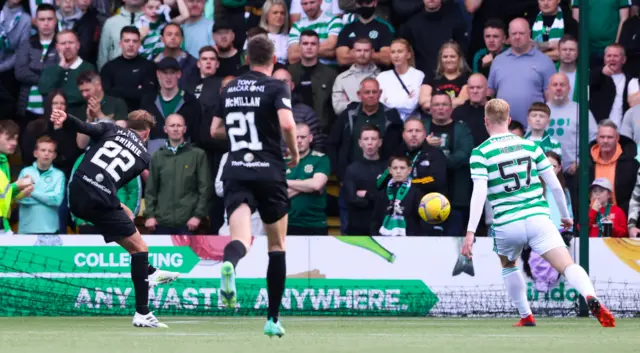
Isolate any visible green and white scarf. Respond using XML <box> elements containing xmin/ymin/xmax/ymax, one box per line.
<box><xmin>524</xmin><ymin>131</ymin><xmax>562</xmax><ymax>156</ymax></box>
<box><xmin>532</xmin><ymin>8</ymin><xmax>564</xmax><ymax>43</ymax></box>
<box><xmin>379</xmin><ymin>179</ymin><xmax>411</xmax><ymax>237</ymax></box>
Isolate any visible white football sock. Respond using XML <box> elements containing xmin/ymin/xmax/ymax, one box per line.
<box><xmin>502</xmin><ymin>267</ymin><xmax>532</xmax><ymax>318</ymax></box>
<box><xmin>563</xmin><ymin>264</ymin><xmax>596</xmax><ymax>298</ymax></box>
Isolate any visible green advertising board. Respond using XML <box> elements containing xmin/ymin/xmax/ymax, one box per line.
<box><xmin>0</xmin><ymin>278</ymin><xmax>438</xmax><ymax>317</ymax></box>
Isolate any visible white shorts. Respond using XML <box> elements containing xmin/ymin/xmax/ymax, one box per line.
<box><xmin>490</xmin><ymin>215</ymin><xmax>566</xmax><ymax>262</ymax></box>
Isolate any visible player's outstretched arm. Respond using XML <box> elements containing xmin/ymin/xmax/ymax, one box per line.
<box><xmin>210</xmin><ymin>116</ymin><xmax>227</xmax><ymax>140</ymax></box>
<box><xmin>279</xmin><ymin>109</ymin><xmax>299</xmax><ymax>167</ymax></box>
<box><xmin>539</xmin><ymin>167</ymin><xmax>572</xmax><ymax>228</ymax></box>
<box><xmin>51</xmin><ymin>109</ymin><xmax>107</xmax><ymax>138</ymax></box>
<box><xmin>462</xmin><ymin>178</ymin><xmax>488</xmax><ymax>258</ymax></box>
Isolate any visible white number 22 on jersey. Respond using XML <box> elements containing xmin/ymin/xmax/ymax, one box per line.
<box><xmin>226</xmin><ymin>112</ymin><xmax>263</xmax><ymax>152</ymax></box>
<box><xmin>90</xmin><ymin>141</ymin><xmax>135</xmax><ymax>182</ymax></box>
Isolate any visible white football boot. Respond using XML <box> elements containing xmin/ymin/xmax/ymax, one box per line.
<box><xmin>132</xmin><ymin>312</ymin><xmax>169</xmax><ymax>328</ymax></box>
<box><xmin>148</xmin><ymin>269</ymin><xmax>180</xmax><ymax>288</ymax></box>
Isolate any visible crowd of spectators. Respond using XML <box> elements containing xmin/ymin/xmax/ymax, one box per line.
<box><xmin>0</xmin><ymin>0</ymin><xmax>640</xmax><ymax>239</ymax></box>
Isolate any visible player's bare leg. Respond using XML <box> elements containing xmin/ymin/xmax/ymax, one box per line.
<box><xmin>262</xmin><ymin>214</ymin><xmax>288</xmax><ymax>338</ymax></box>
<box><xmin>542</xmin><ymin>247</ymin><xmax>615</xmax><ymax>327</ymax></box>
<box><xmin>499</xmin><ymin>255</ymin><xmax>536</xmax><ymax>327</ymax></box>
<box><xmin>220</xmin><ymin>204</ymin><xmax>253</xmax><ymax>308</ymax></box>
<box><xmin>117</xmin><ymin>231</ymin><xmax>168</xmax><ymax>328</ymax></box>
<box><xmin>120</xmin><ymin>203</ymin><xmax>179</xmax><ymax>287</ymax></box>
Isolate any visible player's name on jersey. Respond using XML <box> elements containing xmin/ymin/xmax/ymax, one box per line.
<box><xmin>499</xmin><ymin>144</ymin><xmax>523</xmax><ymax>154</ymax></box>
<box><xmin>490</xmin><ymin>135</ymin><xmax>517</xmax><ymax>143</ymax></box>
<box><xmin>115</xmin><ymin>134</ymin><xmax>144</xmax><ymax>157</ymax></box>
<box><xmin>225</xmin><ymin>96</ymin><xmax>262</xmax><ymax>108</ymax></box>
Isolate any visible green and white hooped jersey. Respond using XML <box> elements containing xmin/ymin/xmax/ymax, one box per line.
<box><xmin>26</xmin><ymin>40</ymin><xmax>51</xmax><ymax>114</ymax></box>
<box><xmin>469</xmin><ymin>133</ymin><xmax>552</xmax><ymax>227</ymax></box>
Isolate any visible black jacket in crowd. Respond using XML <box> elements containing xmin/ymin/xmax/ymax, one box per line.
<box><xmin>74</xmin><ymin>7</ymin><xmax>101</xmax><ymax>66</ymax></box>
<box><xmin>343</xmin><ymin>158</ymin><xmax>388</xmax><ymax>235</ymax></box>
<box><xmin>370</xmin><ymin>181</ymin><xmax>427</xmax><ymax>236</ymax></box>
<box><xmin>377</xmin><ymin>142</ymin><xmax>448</xmax><ymax>197</ymax></box>
<box><xmin>399</xmin><ymin>2</ymin><xmax>468</xmax><ymax>77</ymax></box>
<box><xmin>619</xmin><ymin>14</ymin><xmax>640</xmax><ymax>76</ymax></box>
<box><xmin>139</xmin><ymin>90</ymin><xmax>203</xmax><ymax>144</ymax></box>
<box><xmin>451</xmin><ymin>101</ymin><xmax>489</xmax><ymax>148</ymax></box>
<box><xmin>588</xmin><ymin>135</ymin><xmax>639</xmax><ymax>216</ymax></box>
<box><xmin>101</xmin><ymin>55</ymin><xmax>158</xmax><ymax>111</ymax></box>
<box><xmin>327</xmin><ymin>102</ymin><xmax>403</xmax><ymax>181</ymax></box>
<box><xmin>589</xmin><ymin>69</ymin><xmax>630</xmax><ymax>123</ymax></box>
<box><xmin>184</xmin><ymin>75</ymin><xmax>223</xmax><ymax>111</ymax></box>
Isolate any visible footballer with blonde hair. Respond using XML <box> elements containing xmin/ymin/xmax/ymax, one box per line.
<box><xmin>462</xmin><ymin>99</ymin><xmax>615</xmax><ymax>328</ymax></box>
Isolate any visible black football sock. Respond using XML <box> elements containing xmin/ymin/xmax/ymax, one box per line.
<box><xmin>266</xmin><ymin>251</ymin><xmax>286</xmax><ymax>323</ymax></box>
<box><xmin>148</xmin><ymin>265</ymin><xmax>157</xmax><ymax>275</ymax></box>
<box><xmin>223</xmin><ymin>240</ymin><xmax>247</xmax><ymax>269</ymax></box>
<box><xmin>131</xmin><ymin>252</ymin><xmax>150</xmax><ymax>315</ymax></box>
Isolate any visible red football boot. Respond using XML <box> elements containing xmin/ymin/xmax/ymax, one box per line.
<box><xmin>587</xmin><ymin>296</ymin><xmax>616</xmax><ymax>328</ymax></box>
<box><xmin>513</xmin><ymin>314</ymin><xmax>536</xmax><ymax>327</ymax></box>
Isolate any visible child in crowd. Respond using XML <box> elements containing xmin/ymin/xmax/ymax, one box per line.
<box><xmin>371</xmin><ymin>156</ymin><xmax>425</xmax><ymax>236</ymax></box>
<box><xmin>0</xmin><ymin>121</ymin><xmax>37</xmax><ymax>234</ymax></box>
<box><xmin>136</xmin><ymin>0</ymin><xmax>188</xmax><ymax>59</ymax></box>
<box><xmin>17</xmin><ymin>137</ymin><xmax>65</xmax><ymax>245</ymax></box>
<box><xmin>589</xmin><ymin>178</ymin><xmax>628</xmax><ymax>237</ymax></box>
<box><xmin>524</xmin><ymin>102</ymin><xmax>562</xmax><ymax>156</ymax></box>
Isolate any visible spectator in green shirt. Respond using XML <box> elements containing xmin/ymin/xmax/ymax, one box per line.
<box><xmin>286</xmin><ymin>122</ymin><xmax>331</xmax><ymax>235</ymax></box>
<box><xmin>572</xmin><ymin>0</ymin><xmax>631</xmax><ymax>67</ymax></box>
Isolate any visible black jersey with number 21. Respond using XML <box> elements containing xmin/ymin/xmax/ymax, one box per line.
<box><xmin>72</xmin><ymin>121</ymin><xmax>151</xmax><ymax>199</ymax></box>
<box><xmin>215</xmin><ymin>71</ymin><xmax>292</xmax><ymax>182</ymax></box>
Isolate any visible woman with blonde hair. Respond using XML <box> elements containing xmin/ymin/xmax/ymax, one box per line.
<box><xmin>376</xmin><ymin>39</ymin><xmax>425</xmax><ymax>121</ymax></box>
<box><xmin>419</xmin><ymin>40</ymin><xmax>470</xmax><ymax>111</ymax></box>
<box><xmin>259</xmin><ymin>0</ymin><xmax>290</xmax><ymax>64</ymax></box>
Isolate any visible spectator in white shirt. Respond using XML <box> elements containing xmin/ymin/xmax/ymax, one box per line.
<box><xmin>259</xmin><ymin>0</ymin><xmax>289</xmax><ymax>64</ymax></box>
<box><xmin>376</xmin><ymin>39</ymin><xmax>424</xmax><ymax>121</ymax></box>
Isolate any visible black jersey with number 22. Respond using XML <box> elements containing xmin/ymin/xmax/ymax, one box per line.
<box><xmin>72</xmin><ymin>121</ymin><xmax>151</xmax><ymax>202</ymax></box>
<box><xmin>215</xmin><ymin>71</ymin><xmax>292</xmax><ymax>182</ymax></box>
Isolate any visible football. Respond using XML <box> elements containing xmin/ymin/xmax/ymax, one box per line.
<box><xmin>418</xmin><ymin>193</ymin><xmax>451</xmax><ymax>224</ymax></box>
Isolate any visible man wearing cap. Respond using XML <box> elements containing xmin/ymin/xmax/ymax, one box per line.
<box><xmin>589</xmin><ymin>119</ymin><xmax>639</xmax><ymax>216</ymax></box>
<box><xmin>140</xmin><ymin>56</ymin><xmax>202</xmax><ymax>155</ymax></box>
<box><xmin>213</xmin><ymin>22</ymin><xmax>243</xmax><ymax>78</ymax></box>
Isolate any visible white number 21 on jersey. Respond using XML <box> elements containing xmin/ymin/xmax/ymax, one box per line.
<box><xmin>226</xmin><ymin>112</ymin><xmax>263</xmax><ymax>152</ymax></box>
<box><xmin>90</xmin><ymin>141</ymin><xmax>135</xmax><ymax>182</ymax></box>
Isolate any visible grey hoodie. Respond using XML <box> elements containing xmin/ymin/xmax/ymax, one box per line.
<box><xmin>97</xmin><ymin>7</ymin><xmax>143</xmax><ymax>70</ymax></box>
<box><xmin>0</xmin><ymin>4</ymin><xmax>31</xmax><ymax>73</ymax></box>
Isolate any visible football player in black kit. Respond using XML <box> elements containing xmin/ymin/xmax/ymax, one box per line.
<box><xmin>210</xmin><ymin>35</ymin><xmax>299</xmax><ymax>338</ymax></box>
<box><xmin>50</xmin><ymin>109</ymin><xmax>179</xmax><ymax>328</ymax></box>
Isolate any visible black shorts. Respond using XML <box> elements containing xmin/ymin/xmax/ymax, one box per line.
<box><xmin>68</xmin><ymin>180</ymin><xmax>137</xmax><ymax>243</ymax></box>
<box><xmin>223</xmin><ymin>180</ymin><xmax>289</xmax><ymax>224</ymax></box>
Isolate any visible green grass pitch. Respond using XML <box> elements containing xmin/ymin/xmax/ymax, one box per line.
<box><xmin>0</xmin><ymin>317</ymin><xmax>638</xmax><ymax>353</ymax></box>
